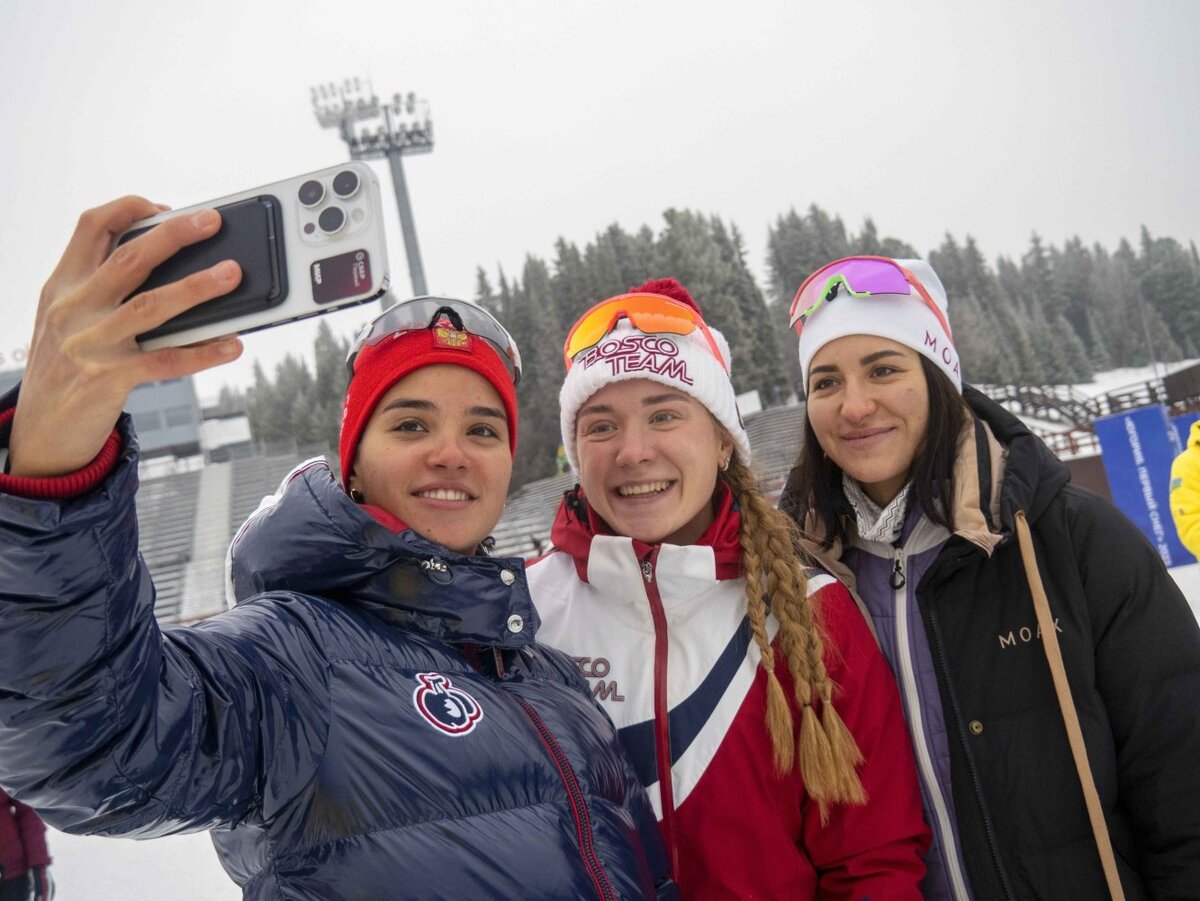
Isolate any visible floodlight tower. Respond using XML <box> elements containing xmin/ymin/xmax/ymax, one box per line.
<box><xmin>311</xmin><ymin>77</ymin><xmax>434</xmax><ymax>304</ymax></box>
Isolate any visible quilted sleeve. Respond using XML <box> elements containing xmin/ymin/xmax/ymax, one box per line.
<box><xmin>0</xmin><ymin>419</ymin><xmax>328</xmax><ymax>838</ymax></box>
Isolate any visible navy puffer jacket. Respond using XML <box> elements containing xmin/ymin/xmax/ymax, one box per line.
<box><xmin>0</xmin><ymin>409</ymin><xmax>674</xmax><ymax>899</ymax></box>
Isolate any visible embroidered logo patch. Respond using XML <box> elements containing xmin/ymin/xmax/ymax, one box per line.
<box><xmin>575</xmin><ymin>334</ymin><xmax>693</xmax><ymax>385</ymax></box>
<box><xmin>573</xmin><ymin>655</ymin><xmax>625</xmax><ymax>702</ymax></box>
<box><xmin>433</xmin><ymin>326</ymin><xmax>471</xmax><ymax>351</ymax></box>
<box><xmin>413</xmin><ymin>673</ymin><xmax>483</xmax><ymax>736</ymax></box>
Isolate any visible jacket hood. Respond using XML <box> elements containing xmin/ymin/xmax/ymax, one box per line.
<box><xmin>227</xmin><ymin>458</ymin><xmax>539</xmax><ymax>647</ymax></box>
<box><xmin>1190</xmin><ymin>419</ymin><xmax>1200</xmax><ymax>450</ymax></box>
<box><xmin>548</xmin><ymin>481</ymin><xmax>743</xmax><ymax>581</ymax></box>
<box><xmin>962</xmin><ymin>385</ymin><xmax>1070</xmax><ymax>528</ymax></box>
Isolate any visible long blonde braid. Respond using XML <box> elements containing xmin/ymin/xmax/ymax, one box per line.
<box><xmin>722</xmin><ymin>454</ymin><xmax>866</xmax><ymax>819</ymax></box>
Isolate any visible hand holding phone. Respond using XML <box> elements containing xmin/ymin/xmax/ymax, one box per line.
<box><xmin>9</xmin><ymin>198</ymin><xmax>244</xmax><ymax>479</ymax></box>
<box><xmin>118</xmin><ymin>162</ymin><xmax>391</xmax><ymax>349</ymax></box>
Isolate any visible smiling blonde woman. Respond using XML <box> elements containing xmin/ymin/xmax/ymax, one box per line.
<box><xmin>527</xmin><ymin>277</ymin><xmax>930</xmax><ymax>898</ymax></box>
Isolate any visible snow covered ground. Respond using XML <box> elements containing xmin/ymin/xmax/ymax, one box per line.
<box><xmin>1006</xmin><ymin>359</ymin><xmax>1196</xmax><ymax>425</ymax></box>
<box><xmin>1172</xmin><ymin>562</ymin><xmax>1200</xmax><ymax>612</ymax></box>
<box><xmin>47</xmin><ymin>829</ymin><xmax>237</xmax><ymax>900</ymax></box>
<box><xmin>1069</xmin><ymin>361</ymin><xmax>1196</xmax><ymax>399</ymax></box>
<box><xmin>44</xmin><ymin>567</ymin><xmax>1200</xmax><ymax>900</ymax></box>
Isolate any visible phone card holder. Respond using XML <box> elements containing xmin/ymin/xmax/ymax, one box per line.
<box><xmin>120</xmin><ymin>196</ymin><xmax>288</xmax><ymax>341</ymax></box>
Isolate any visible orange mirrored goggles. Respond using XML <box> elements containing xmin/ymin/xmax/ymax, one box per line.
<box><xmin>563</xmin><ymin>292</ymin><xmax>728</xmax><ymax>371</ymax></box>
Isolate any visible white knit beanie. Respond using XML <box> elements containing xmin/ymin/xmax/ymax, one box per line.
<box><xmin>559</xmin><ymin>280</ymin><xmax>751</xmax><ymax>473</ymax></box>
<box><xmin>796</xmin><ymin>258</ymin><xmax>961</xmax><ymax>394</ymax></box>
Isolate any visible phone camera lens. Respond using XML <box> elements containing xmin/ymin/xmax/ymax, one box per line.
<box><xmin>318</xmin><ymin>206</ymin><xmax>346</xmax><ymax>235</ymax></box>
<box><xmin>298</xmin><ymin>180</ymin><xmax>325</xmax><ymax>207</ymax></box>
<box><xmin>332</xmin><ymin>170</ymin><xmax>360</xmax><ymax>198</ymax></box>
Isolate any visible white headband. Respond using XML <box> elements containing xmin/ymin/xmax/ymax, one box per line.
<box><xmin>796</xmin><ymin>258</ymin><xmax>961</xmax><ymax>394</ymax></box>
<box><xmin>559</xmin><ymin>319</ymin><xmax>751</xmax><ymax>472</ymax></box>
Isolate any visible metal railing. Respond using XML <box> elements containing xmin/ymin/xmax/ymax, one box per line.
<box><xmin>975</xmin><ymin>372</ymin><xmax>1200</xmax><ymax>460</ymax></box>
<box><xmin>976</xmin><ymin>376</ymin><xmax>1173</xmax><ymax>430</ymax></box>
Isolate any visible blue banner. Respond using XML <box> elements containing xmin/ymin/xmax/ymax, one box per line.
<box><xmin>1171</xmin><ymin>411</ymin><xmax>1199</xmax><ymax>452</ymax></box>
<box><xmin>1094</xmin><ymin>405</ymin><xmax>1191</xmax><ymax>568</ymax></box>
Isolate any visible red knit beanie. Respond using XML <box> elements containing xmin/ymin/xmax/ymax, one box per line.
<box><xmin>338</xmin><ymin>326</ymin><xmax>519</xmax><ymax>488</ymax></box>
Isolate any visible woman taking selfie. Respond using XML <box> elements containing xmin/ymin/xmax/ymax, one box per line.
<box><xmin>527</xmin><ymin>278</ymin><xmax>930</xmax><ymax>898</ymax></box>
<box><xmin>781</xmin><ymin>255</ymin><xmax>1200</xmax><ymax>899</ymax></box>
<box><xmin>0</xmin><ymin>198</ymin><xmax>674</xmax><ymax>899</ymax></box>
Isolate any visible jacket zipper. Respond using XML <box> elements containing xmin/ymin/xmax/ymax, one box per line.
<box><xmin>890</xmin><ymin>544</ymin><xmax>972</xmax><ymax>901</ymax></box>
<box><xmin>925</xmin><ymin>600</ymin><xmax>1015</xmax><ymax>900</ymax></box>
<box><xmin>890</xmin><ymin>541</ymin><xmax>907</xmax><ymax>589</ymax></box>
<box><xmin>516</xmin><ymin>697</ymin><xmax>617</xmax><ymax>901</ymax></box>
<box><xmin>641</xmin><ymin>549</ymin><xmax>680</xmax><ymax>878</ymax></box>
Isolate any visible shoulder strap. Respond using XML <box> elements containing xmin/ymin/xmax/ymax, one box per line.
<box><xmin>1013</xmin><ymin>510</ymin><xmax>1125</xmax><ymax>901</ymax></box>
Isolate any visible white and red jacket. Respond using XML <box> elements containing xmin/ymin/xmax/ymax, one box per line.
<box><xmin>526</xmin><ymin>485</ymin><xmax>931</xmax><ymax>899</ymax></box>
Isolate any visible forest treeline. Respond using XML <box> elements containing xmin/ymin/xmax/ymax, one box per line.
<box><xmin>239</xmin><ymin>204</ymin><xmax>1200</xmax><ymax>490</ymax></box>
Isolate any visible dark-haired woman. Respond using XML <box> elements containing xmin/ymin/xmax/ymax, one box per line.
<box><xmin>782</xmin><ymin>255</ymin><xmax>1200</xmax><ymax>899</ymax></box>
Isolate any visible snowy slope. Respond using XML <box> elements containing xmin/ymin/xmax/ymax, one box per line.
<box><xmin>1069</xmin><ymin>361</ymin><xmax>1196</xmax><ymax>399</ymax></box>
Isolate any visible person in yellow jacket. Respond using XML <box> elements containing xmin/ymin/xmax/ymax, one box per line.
<box><xmin>1170</xmin><ymin>420</ymin><xmax>1200</xmax><ymax>560</ymax></box>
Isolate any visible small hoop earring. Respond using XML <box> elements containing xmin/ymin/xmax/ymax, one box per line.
<box><xmin>350</xmin><ymin>487</ymin><xmax>365</xmax><ymax>504</ymax></box>
<box><xmin>720</xmin><ymin>456</ymin><xmax>731</xmax><ymax>472</ymax></box>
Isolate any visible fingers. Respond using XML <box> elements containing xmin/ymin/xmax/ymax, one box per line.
<box><xmin>85</xmin><ymin>207</ymin><xmax>225</xmax><ymax>311</ymax></box>
<box><xmin>12</xmin><ymin>198</ymin><xmax>247</xmax><ymax>480</ymax></box>
<box><xmin>43</xmin><ymin>196</ymin><xmax>166</xmax><ymax>298</ymax></box>
<box><xmin>138</xmin><ymin>334</ymin><xmax>244</xmax><ymax>384</ymax></box>
<box><xmin>102</xmin><ymin>258</ymin><xmax>243</xmax><ymax>345</ymax></box>
<box><xmin>35</xmin><ymin>199</ymin><xmax>215</xmax><ymax>342</ymax></box>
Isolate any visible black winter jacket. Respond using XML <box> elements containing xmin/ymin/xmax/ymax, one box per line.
<box><xmin>786</xmin><ymin>387</ymin><xmax>1200</xmax><ymax>900</ymax></box>
<box><xmin>0</xmin><ymin>408</ymin><xmax>674</xmax><ymax>900</ymax></box>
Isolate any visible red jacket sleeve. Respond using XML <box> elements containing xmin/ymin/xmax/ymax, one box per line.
<box><xmin>0</xmin><ymin>406</ymin><xmax>122</xmax><ymax>500</ymax></box>
<box><xmin>11</xmin><ymin>795</ymin><xmax>51</xmax><ymax>868</ymax></box>
<box><xmin>803</xmin><ymin>580</ymin><xmax>931</xmax><ymax>899</ymax></box>
<box><xmin>1</xmin><ymin>787</ymin><xmax>51</xmax><ymax>875</ymax></box>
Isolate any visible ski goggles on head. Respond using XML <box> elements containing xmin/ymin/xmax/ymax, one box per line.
<box><xmin>346</xmin><ymin>295</ymin><xmax>523</xmax><ymax>384</ymax></box>
<box><xmin>788</xmin><ymin>256</ymin><xmax>953</xmax><ymax>339</ymax></box>
<box><xmin>563</xmin><ymin>292</ymin><xmax>728</xmax><ymax>372</ymax></box>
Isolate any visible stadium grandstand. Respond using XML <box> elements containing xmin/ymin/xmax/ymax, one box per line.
<box><xmin>0</xmin><ymin>367</ymin><xmax>335</xmax><ymax>623</ymax></box>
<box><xmin>135</xmin><ymin>445</ymin><xmax>337</xmax><ymax>623</ymax></box>
<box><xmin>1</xmin><ymin>368</ymin><xmax>205</xmax><ymax>459</ymax></box>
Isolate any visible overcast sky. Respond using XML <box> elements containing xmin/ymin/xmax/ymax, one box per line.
<box><xmin>2</xmin><ymin>0</ymin><xmax>1197</xmax><ymax>401</ymax></box>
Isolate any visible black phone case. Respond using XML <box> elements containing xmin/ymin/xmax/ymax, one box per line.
<box><xmin>120</xmin><ymin>195</ymin><xmax>289</xmax><ymax>341</ymax></box>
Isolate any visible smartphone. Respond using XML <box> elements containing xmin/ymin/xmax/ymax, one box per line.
<box><xmin>117</xmin><ymin>162</ymin><xmax>390</xmax><ymax>349</ymax></box>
